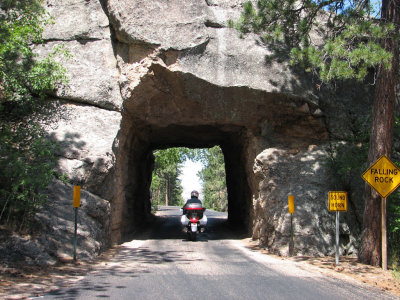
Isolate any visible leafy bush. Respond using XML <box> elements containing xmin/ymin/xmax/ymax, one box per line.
<box><xmin>0</xmin><ymin>0</ymin><xmax>67</xmax><ymax>229</ymax></box>
<box><xmin>388</xmin><ymin>190</ymin><xmax>400</xmax><ymax>267</ymax></box>
<box><xmin>388</xmin><ymin>116</ymin><xmax>400</xmax><ymax>266</ymax></box>
<box><xmin>0</xmin><ymin>125</ymin><xmax>58</xmax><ymax>228</ymax></box>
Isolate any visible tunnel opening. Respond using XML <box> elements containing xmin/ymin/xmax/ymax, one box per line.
<box><xmin>112</xmin><ymin>123</ymin><xmax>254</xmax><ymax>243</ymax></box>
<box><xmin>149</xmin><ymin>145</ymin><xmax>230</xmax><ymax>240</ymax></box>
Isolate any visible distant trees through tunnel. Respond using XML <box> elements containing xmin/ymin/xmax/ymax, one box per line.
<box><xmin>150</xmin><ymin>146</ymin><xmax>228</xmax><ymax>212</ymax></box>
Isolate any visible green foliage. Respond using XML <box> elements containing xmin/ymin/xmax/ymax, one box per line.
<box><xmin>326</xmin><ymin>117</ymin><xmax>370</xmax><ymax>189</ymax></box>
<box><xmin>230</xmin><ymin>0</ymin><xmax>393</xmax><ymax>82</ymax></box>
<box><xmin>150</xmin><ymin>147</ymin><xmax>228</xmax><ymax>212</ymax></box>
<box><xmin>0</xmin><ymin>1</ymin><xmax>67</xmax><ymax>102</ymax></box>
<box><xmin>327</xmin><ymin>116</ymin><xmax>400</xmax><ymax>266</ymax></box>
<box><xmin>0</xmin><ymin>0</ymin><xmax>68</xmax><ymax>229</ymax></box>
<box><xmin>395</xmin><ymin>115</ymin><xmax>400</xmax><ymax>137</ymax></box>
<box><xmin>198</xmin><ymin>146</ymin><xmax>227</xmax><ymax>212</ymax></box>
<box><xmin>0</xmin><ymin>125</ymin><xmax>58</xmax><ymax>228</ymax></box>
<box><xmin>388</xmin><ymin>116</ymin><xmax>400</xmax><ymax>266</ymax></box>
<box><xmin>388</xmin><ymin>159</ymin><xmax>400</xmax><ymax>266</ymax></box>
<box><xmin>151</xmin><ymin>148</ymin><xmax>192</xmax><ymax>207</ymax></box>
<box><xmin>393</xmin><ymin>264</ymin><xmax>400</xmax><ymax>281</ymax></box>
<box><xmin>388</xmin><ymin>191</ymin><xmax>400</xmax><ymax>264</ymax></box>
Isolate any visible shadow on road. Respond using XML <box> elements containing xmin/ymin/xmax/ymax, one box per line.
<box><xmin>129</xmin><ymin>206</ymin><xmax>249</xmax><ymax>242</ymax></box>
<box><xmin>44</xmin><ymin>245</ymin><xmax>203</xmax><ymax>299</ymax></box>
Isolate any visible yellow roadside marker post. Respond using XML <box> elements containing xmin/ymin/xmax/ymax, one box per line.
<box><xmin>73</xmin><ymin>186</ymin><xmax>81</xmax><ymax>262</ymax></box>
<box><xmin>328</xmin><ymin>191</ymin><xmax>347</xmax><ymax>265</ymax></box>
<box><xmin>362</xmin><ymin>155</ymin><xmax>400</xmax><ymax>270</ymax></box>
<box><xmin>288</xmin><ymin>195</ymin><xmax>295</xmax><ymax>256</ymax></box>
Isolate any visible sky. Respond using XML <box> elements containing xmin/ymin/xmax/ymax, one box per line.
<box><xmin>179</xmin><ymin>159</ymin><xmax>203</xmax><ymax>201</ymax></box>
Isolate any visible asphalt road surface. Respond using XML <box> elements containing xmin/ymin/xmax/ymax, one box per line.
<box><xmin>39</xmin><ymin>206</ymin><xmax>397</xmax><ymax>300</ymax></box>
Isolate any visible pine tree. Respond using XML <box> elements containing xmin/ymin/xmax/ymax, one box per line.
<box><xmin>359</xmin><ymin>0</ymin><xmax>399</xmax><ymax>266</ymax></box>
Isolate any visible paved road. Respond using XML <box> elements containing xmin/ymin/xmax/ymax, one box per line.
<box><xmin>40</xmin><ymin>206</ymin><xmax>397</xmax><ymax>300</ymax></box>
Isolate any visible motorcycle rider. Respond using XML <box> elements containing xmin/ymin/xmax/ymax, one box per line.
<box><xmin>181</xmin><ymin>190</ymin><xmax>207</xmax><ymax>230</ymax></box>
<box><xmin>183</xmin><ymin>190</ymin><xmax>202</xmax><ymax>211</ymax></box>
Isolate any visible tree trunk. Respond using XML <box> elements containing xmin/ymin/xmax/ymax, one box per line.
<box><xmin>165</xmin><ymin>178</ymin><xmax>169</xmax><ymax>206</ymax></box>
<box><xmin>359</xmin><ymin>0</ymin><xmax>399</xmax><ymax>266</ymax></box>
<box><xmin>157</xmin><ymin>186</ymin><xmax>161</xmax><ymax>206</ymax></box>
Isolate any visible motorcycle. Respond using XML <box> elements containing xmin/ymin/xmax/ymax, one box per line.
<box><xmin>180</xmin><ymin>202</ymin><xmax>207</xmax><ymax>241</ymax></box>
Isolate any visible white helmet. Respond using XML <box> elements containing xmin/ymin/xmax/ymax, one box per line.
<box><xmin>190</xmin><ymin>190</ymin><xmax>199</xmax><ymax>198</ymax></box>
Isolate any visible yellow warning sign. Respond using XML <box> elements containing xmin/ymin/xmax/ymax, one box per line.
<box><xmin>288</xmin><ymin>195</ymin><xmax>294</xmax><ymax>214</ymax></box>
<box><xmin>73</xmin><ymin>186</ymin><xmax>81</xmax><ymax>208</ymax></box>
<box><xmin>328</xmin><ymin>191</ymin><xmax>347</xmax><ymax>212</ymax></box>
<box><xmin>362</xmin><ymin>155</ymin><xmax>400</xmax><ymax>198</ymax></box>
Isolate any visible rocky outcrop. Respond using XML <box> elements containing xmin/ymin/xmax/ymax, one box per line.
<box><xmin>45</xmin><ymin>101</ymin><xmax>121</xmax><ymax>199</ymax></box>
<box><xmin>0</xmin><ymin>180</ymin><xmax>111</xmax><ymax>265</ymax></box>
<box><xmin>15</xmin><ymin>0</ymin><xmax>379</xmax><ymax>263</ymax></box>
<box><xmin>34</xmin><ymin>180</ymin><xmax>111</xmax><ymax>262</ymax></box>
<box><xmin>253</xmin><ymin>146</ymin><xmax>360</xmax><ymax>256</ymax></box>
<box><xmin>40</xmin><ymin>0</ymin><xmax>122</xmax><ymax>110</ymax></box>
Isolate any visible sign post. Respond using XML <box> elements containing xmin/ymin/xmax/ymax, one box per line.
<box><xmin>288</xmin><ymin>195</ymin><xmax>294</xmax><ymax>256</ymax></box>
<box><xmin>328</xmin><ymin>191</ymin><xmax>347</xmax><ymax>265</ymax></box>
<box><xmin>362</xmin><ymin>155</ymin><xmax>400</xmax><ymax>271</ymax></box>
<box><xmin>73</xmin><ymin>186</ymin><xmax>81</xmax><ymax>262</ymax></box>
<box><xmin>382</xmin><ymin>197</ymin><xmax>387</xmax><ymax>271</ymax></box>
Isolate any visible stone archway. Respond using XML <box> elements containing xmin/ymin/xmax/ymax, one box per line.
<box><xmin>110</xmin><ymin>62</ymin><xmax>327</xmax><ymax>243</ymax></box>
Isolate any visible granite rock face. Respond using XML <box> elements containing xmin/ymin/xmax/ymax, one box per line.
<box><xmin>34</xmin><ymin>180</ymin><xmax>111</xmax><ymax>262</ymax></box>
<box><xmin>40</xmin><ymin>0</ymin><xmax>122</xmax><ymax>110</ymax></box>
<box><xmin>45</xmin><ymin>102</ymin><xmax>121</xmax><ymax>199</ymax></box>
<box><xmin>14</xmin><ymin>0</ymin><xmax>379</xmax><ymax>264</ymax></box>
<box><xmin>0</xmin><ymin>180</ymin><xmax>111</xmax><ymax>265</ymax></box>
<box><xmin>253</xmin><ymin>146</ymin><xmax>361</xmax><ymax>256</ymax></box>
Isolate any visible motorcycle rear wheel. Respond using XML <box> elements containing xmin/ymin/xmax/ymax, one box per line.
<box><xmin>187</xmin><ymin>231</ymin><xmax>197</xmax><ymax>241</ymax></box>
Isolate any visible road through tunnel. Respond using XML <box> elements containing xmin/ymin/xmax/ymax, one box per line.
<box><xmin>110</xmin><ymin>63</ymin><xmax>328</xmax><ymax>243</ymax></box>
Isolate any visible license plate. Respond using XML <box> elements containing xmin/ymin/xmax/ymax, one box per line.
<box><xmin>191</xmin><ymin>223</ymin><xmax>198</xmax><ymax>232</ymax></box>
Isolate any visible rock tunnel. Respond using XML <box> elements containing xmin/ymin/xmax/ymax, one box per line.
<box><xmin>110</xmin><ymin>63</ymin><xmax>328</xmax><ymax>243</ymax></box>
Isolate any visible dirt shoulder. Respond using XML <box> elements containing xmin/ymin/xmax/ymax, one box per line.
<box><xmin>0</xmin><ymin>245</ymin><xmax>121</xmax><ymax>300</ymax></box>
<box><xmin>1</xmin><ymin>239</ymin><xmax>400</xmax><ymax>299</ymax></box>
<box><xmin>245</xmin><ymin>239</ymin><xmax>400</xmax><ymax>298</ymax></box>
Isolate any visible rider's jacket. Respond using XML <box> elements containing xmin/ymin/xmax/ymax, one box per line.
<box><xmin>183</xmin><ymin>197</ymin><xmax>202</xmax><ymax>213</ymax></box>
<box><xmin>184</xmin><ymin>197</ymin><xmax>202</xmax><ymax>206</ymax></box>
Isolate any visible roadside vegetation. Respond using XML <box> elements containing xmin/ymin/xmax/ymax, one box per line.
<box><xmin>327</xmin><ymin>114</ymin><xmax>400</xmax><ymax>268</ymax></box>
<box><xmin>388</xmin><ymin>117</ymin><xmax>400</xmax><ymax>269</ymax></box>
<box><xmin>0</xmin><ymin>0</ymin><xmax>68</xmax><ymax>230</ymax></box>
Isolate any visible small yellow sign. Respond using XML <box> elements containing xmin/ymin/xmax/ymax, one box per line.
<box><xmin>73</xmin><ymin>186</ymin><xmax>81</xmax><ymax>208</ymax></box>
<box><xmin>288</xmin><ymin>195</ymin><xmax>294</xmax><ymax>214</ymax></box>
<box><xmin>328</xmin><ymin>191</ymin><xmax>347</xmax><ymax>212</ymax></box>
<box><xmin>362</xmin><ymin>155</ymin><xmax>400</xmax><ymax>198</ymax></box>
